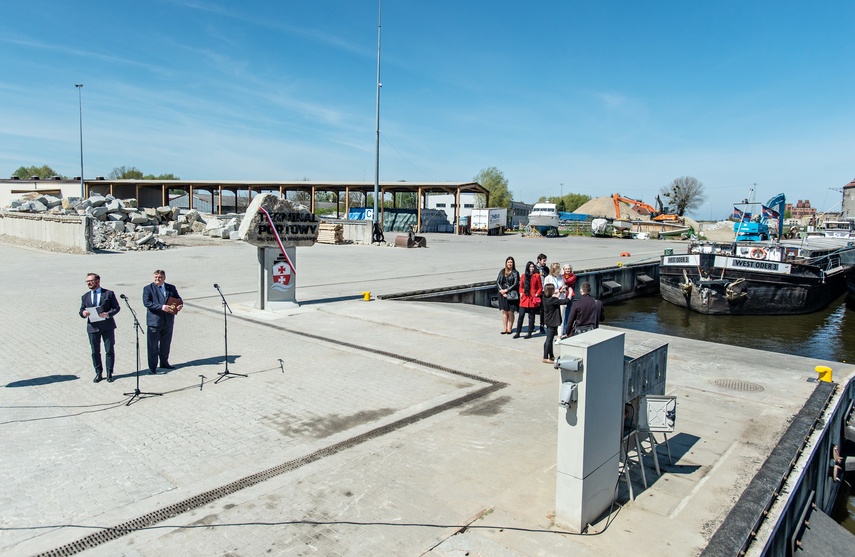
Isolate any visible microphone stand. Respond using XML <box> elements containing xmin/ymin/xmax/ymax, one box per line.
<box><xmin>214</xmin><ymin>284</ymin><xmax>246</xmax><ymax>384</ymax></box>
<box><xmin>121</xmin><ymin>296</ymin><xmax>162</xmax><ymax>405</ymax></box>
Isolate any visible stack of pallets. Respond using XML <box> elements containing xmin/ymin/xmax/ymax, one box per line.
<box><xmin>317</xmin><ymin>222</ymin><xmax>344</xmax><ymax>244</ymax></box>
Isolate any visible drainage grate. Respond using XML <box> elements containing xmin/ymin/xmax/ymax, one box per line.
<box><xmin>36</xmin><ymin>304</ymin><xmax>506</xmax><ymax>556</ymax></box>
<box><xmin>711</xmin><ymin>378</ymin><xmax>764</xmax><ymax>392</ymax></box>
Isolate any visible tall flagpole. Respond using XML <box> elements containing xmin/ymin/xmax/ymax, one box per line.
<box><xmin>372</xmin><ymin>0</ymin><xmax>382</xmax><ymax>236</ymax></box>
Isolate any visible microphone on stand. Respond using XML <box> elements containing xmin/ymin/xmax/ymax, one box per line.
<box><xmin>214</xmin><ymin>283</ymin><xmax>220</xmax><ymax>290</ymax></box>
<box><xmin>120</xmin><ymin>294</ymin><xmax>128</xmax><ymax>301</ymax></box>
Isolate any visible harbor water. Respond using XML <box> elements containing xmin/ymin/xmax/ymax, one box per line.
<box><xmin>606</xmin><ymin>293</ymin><xmax>853</xmax><ymax>364</ymax></box>
<box><xmin>606</xmin><ymin>293</ymin><xmax>855</xmax><ymax>533</ymax></box>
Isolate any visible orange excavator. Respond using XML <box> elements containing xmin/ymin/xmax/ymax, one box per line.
<box><xmin>612</xmin><ymin>193</ymin><xmax>681</xmax><ymax>222</ymax></box>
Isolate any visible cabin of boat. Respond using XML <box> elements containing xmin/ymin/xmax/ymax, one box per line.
<box><xmin>527</xmin><ymin>203</ymin><xmax>560</xmax><ymax>237</ymax></box>
<box><xmin>807</xmin><ymin>219</ymin><xmax>854</xmax><ymax>239</ymax></box>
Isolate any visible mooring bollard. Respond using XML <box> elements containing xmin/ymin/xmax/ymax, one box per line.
<box><xmin>362</xmin><ymin>291</ymin><xmax>371</xmax><ymax>301</ymax></box>
<box><xmin>815</xmin><ymin>365</ymin><xmax>833</xmax><ymax>382</ymax></box>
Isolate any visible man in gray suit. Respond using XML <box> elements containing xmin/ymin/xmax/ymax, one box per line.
<box><xmin>79</xmin><ymin>273</ymin><xmax>121</xmax><ymax>383</ymax></box>
<box><xmin>142</xmin><ymin>269</ymin><xmax>183</xmax><ymax>374</ymax></box>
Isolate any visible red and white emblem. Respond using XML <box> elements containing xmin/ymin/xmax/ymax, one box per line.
<box><xmin>271</xmin><ymin>261</ymin><xmax>293</xmax><ymax>291</ymax></box>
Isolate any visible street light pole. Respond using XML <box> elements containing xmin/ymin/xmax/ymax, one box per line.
<box><xmin>75</xmin><ymin>84</ymin><xmax>84</xmax><ymax>198</ymax></box>
<box><xmin>372</xmin><ymin>0</ymin><xmax>382</xmax><ymax>237</ymax></box>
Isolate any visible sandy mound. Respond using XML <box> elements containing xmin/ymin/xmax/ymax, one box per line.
<box><xmin>574</xmin><ymin>195</ymin><xmax>649</xmax><ymax>220</ymax></box>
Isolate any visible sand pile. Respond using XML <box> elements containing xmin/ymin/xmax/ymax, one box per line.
<box><xmin>574</xmin><ymin>195</ymin><xmax>647</xmax><ymax>219</ymax></box>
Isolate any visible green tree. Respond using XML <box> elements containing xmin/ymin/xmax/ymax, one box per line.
<box><xmin>11</xmin><ymin>165</ymin><xmax>64</xmax><ymax>179</ymax></box>
<box><xmin>660</xmin><ymin>176</ymin><xmax>705</xmax><ymax>216</ymax></box>
<box><xmin>394</xmin><ymin>192</ymin><xmax>418</xmax><ymax>209</ymax></box>
<box><xmin>538</xmin><ymin>193</ymin><xmax>591</xmax><ymax>212</ymax></box>
<box><xmin>474</xmin><ymin>167</ymin><xmax>512</xmax><ymax>209</ymax></box>
<box><xmin>108</xmin><ymin>166</ymin><xmax>144</xmax><ymax>179</ymax></box>
<box><xmin>144</xmin><ymin>173</ymin><xmax>180</xmax><ymax>180</ymax></box>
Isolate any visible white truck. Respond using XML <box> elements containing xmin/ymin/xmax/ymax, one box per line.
<box><xmin>470</xmin><ymin>208</ymin><xmax>507</xmax><ymax>235</ymax></box>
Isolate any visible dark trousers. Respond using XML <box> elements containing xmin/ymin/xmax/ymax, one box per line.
<box><xmin>515</xmin><ymin>307</ymin><xmax>536</xmax><ymax>335</ymax></box>
<box><xmin>147</xmin><ymin>324</ymin><xmax>174</xmax><ymax>371</ymax></box>
<box><xmin>538</xmin><ymin>304</ymin><xmax>545</xmax><ymax>327</ymax></box>
<box><xmin>88</xmin><ymin>329</ymin><xmax>115</xmax><ymax>377</ymax></box>
<box><xmin>561</xmin><ymin>299</ymin><xmax>574</xmax><ymax>336</ymax></box>
<box><xmin>543</xmin><ymin>326</ymin><xmax>558</xmax><ymax>359</ymax></box>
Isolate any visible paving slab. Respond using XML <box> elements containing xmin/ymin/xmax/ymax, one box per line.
<box><xmin>0</xmin><ymin>233</ymin><xmax>851</xmax><ymax>556</ymax></box>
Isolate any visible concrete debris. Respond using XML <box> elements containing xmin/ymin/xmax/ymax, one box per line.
<box><xmin>4</xmin><ymin>193</ymin><xmax>243</xmax><ymax>251</ymax></box>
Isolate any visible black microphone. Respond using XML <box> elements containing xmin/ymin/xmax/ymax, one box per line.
<box><xmin>213</xmin><ymin>283</ymin><xmax>220</xmax><ymax>290</ymax></box>
<box><xmin>120</xmin><ymin>294</ymin><xmax>128</xmax><ymax>300</ymax></box>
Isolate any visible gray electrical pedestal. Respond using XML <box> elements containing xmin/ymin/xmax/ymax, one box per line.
<box><xmin>554</xmin><ymin>329</ymin><xmax>625</xmax><ymax>533</ymax></box>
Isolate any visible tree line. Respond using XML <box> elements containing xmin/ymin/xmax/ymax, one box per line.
<box><xmin>9</xmin><ymin>164</ymin><xmax>180</xmax><ymax>181</ymax></box>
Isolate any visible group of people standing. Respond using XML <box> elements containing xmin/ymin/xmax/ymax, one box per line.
<box><xmin>80</xmin><ymin>270</ymin><xmax>183</xmax><ymax>383</ymax></box>
<box><xmin>497</xmin><ymin>253</ymin><xmax>604</xmax><ymax>364</ymax></box>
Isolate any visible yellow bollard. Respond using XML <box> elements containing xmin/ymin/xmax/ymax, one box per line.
<box><xmin>617</xmin><ymin>262</ymin><xmax>623</xmax><ymax>267</ymax></box>
<box><xmin>361</xmin><ymin>291</ymin><xmax>371</xmax><ymax>302</ymax></box>
<box><xmin>815</xmin><ymin>365</ymin><xmax>832</xmax><ymax>382</ymax></box>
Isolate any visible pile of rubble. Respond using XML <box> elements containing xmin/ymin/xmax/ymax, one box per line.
<box><xmin>5</xmin><ymin>192</ymin><xmax>242</xmax><ymax>251</ymax></box>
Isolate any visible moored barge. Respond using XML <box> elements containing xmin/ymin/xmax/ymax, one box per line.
<box><xmin>659</xmin><ymin>237</ymin><xmax>855</xmax><ymax>315</ymax></box>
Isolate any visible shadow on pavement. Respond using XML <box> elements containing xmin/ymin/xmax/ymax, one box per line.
<box><xmin>5</xmin><ymin>375</ymin><xmax>79</xmax><ymax>388</ymax></box>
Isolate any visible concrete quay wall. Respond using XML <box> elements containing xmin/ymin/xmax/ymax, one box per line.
<box><xmin>0</xmin><ymin>211</ymin><xmax>90</xmax><ymax>253</ymax></box>
<box><xmin>382</xmin><ymin>261</ymin><xmax>661</xmax><ymax>306</ymax></box>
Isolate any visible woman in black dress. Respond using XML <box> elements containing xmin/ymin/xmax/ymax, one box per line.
<box><xmin>496</xmin><ymin>256</ymin><xmax>520</xmax><ymax>334</ymax></box>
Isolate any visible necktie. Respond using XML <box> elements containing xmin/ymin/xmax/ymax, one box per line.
<box><xmin>91</xmin><ymin>291</ymin><xmax>95</xmax><ymax>306</ymax></box>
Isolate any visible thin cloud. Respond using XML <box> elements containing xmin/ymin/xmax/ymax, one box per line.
<box><xmin>0</xmin><ymin>36</ymin><xmax>173</xmax><ymax>77</ymax></box>
<box><xmin>598</xmin><ymin>92</ymin><xmax>628</xmax><ymax>108</ymax></box>
<box><xmin>167</xmin><ymin>0</ymin><xmax>372</xmax><ymax>57</ymax></box>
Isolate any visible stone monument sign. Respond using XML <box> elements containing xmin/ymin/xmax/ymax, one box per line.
<box><xmin>237</xmin><ymin>193</ymin><xmax>319</xmax><ymax>309</ymax></box>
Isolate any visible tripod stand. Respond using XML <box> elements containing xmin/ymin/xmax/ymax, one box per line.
<box><xmin>214</xmin><ymin>284</ymin><xmax>246</xmax><ymax>383</ymax></box>
<box><xmin>121</xmin><ymin>295</ymin><xmax>162</xmax><ymax>405</ymax></box>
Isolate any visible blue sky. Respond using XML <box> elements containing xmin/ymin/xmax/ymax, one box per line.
<box><xmin>2</xmin><ymin>1</ymin><xmax>854</xmax><ymax>219</ymax></box>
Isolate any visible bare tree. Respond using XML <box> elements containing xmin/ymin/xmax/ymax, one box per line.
<box><xmin>660</xmin><ymin>176</ymin><xmax>705</xmax><ymax>216</ymax></box>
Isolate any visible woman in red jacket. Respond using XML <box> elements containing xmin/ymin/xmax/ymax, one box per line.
<box><xmin>513</xmin><ymin>261</ymin><xmax>543</xmax><ymax>339</ymax></box>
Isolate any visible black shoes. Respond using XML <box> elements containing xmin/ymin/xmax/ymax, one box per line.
<box><xmin>512</xmin><ymin>334</ymin><xmax>520</xmax><ymax>339</ymax></box>
<box><xmin>107</xmin><ymin>375</ymin><xmax>114</xmax><ymax>383</ymax></box>
<box><xmin>160</xmin><ymin>363</ymin><xmax>176</xmax><ymax>370</ymax></box>
<box><xmin>149</xmin><ymin>368</ymin><xmax>158</xmax><ymax>375</ymax></box>
<box><xmin>524</xmin><ymin>334</ymin><xmax>533</xmax><ymax>339</ymax></box>
<box><xmin>93</xmin><ymin>375</ymin><xmax>103</xmax><ymax>383</ymax></box>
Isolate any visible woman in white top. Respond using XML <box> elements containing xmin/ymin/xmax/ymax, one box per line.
<box><xmin>543</xmin><ymin>262</ymin><xmax>565</xmax><ymax>296</ymax></box>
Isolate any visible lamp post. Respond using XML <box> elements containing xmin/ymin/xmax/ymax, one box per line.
<box><xmin>75</xmin><ymin>84</ymin><xmax>84</xmax><ymax>198</ymax></box>
<box><xmin>372</xmin><ymin>0</ymin><xmax>382</xmax><ymax>238</ymax></box>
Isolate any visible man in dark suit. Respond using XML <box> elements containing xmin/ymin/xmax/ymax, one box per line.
<box><xmin>79</xmin><ymin>273</ymin><xmax>121</xmax><ymax>383</ymax></box>
<box><xmin>142</xmin><ymin>269</ymin><xmax>183</xmax><ymax>374</ymax></box>
<box><xmin>566</xmin><ymin>281</ymin><xmax>605</xmax><ymax>336</ymax></box>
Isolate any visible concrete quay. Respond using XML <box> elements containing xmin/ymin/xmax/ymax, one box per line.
<box><xmin>0</xmin><ymin>233</ymin><xmax>850</xmax><ymax>556</ymax></box>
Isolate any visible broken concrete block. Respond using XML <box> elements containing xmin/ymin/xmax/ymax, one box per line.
<box><xmin>135</xmin><ymin>233</ymin><xmax>154</xmax><ymax>245</ymax></box>
<box><xmin>43</xmin><ymin>194</ymin><xmax>62</xmax><ymax>208</ymax></box>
